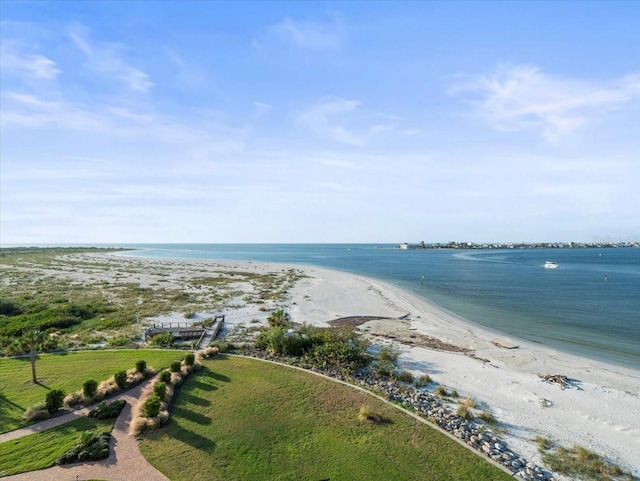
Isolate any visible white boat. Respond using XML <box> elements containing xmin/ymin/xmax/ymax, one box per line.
<box><xmin>544</xmin><ymin>261</ymin><xmax>559</xmax><ymax>269</ymax></box>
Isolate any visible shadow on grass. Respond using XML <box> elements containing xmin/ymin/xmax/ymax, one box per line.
<box><xmin>208</xmin><ymin>371</ymin><xmax>231</xmax><ymax>383</ymax></box>
<box><xmin>168</xmin><ymin>420</ymin><xmax>216</xmax><ymax>452</ymax></box>
<box><xmin>189</xmin><ymin>378</ymin><xmax>218</xmax><ymax>392</ymax></box>
<box><xmin>180</xmin><ymin>391</ymin><xmax>212</xmax><ymax>407</ymax></box>
<box><xmin>173</xmin><ymin>405</ymin><xmax>212</xmax><ymax>426</ymax></box>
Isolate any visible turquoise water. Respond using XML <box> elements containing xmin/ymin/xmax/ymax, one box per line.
<box><xmin>117</xmin><ymin>244</ymin><xmax>640</xmax><ymax>370</ymax></box>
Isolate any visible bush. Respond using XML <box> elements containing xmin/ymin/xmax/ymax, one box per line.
<box><xmin>396</xmin><ymin>370</ymin><xmax>414</xmax><ymax>384</ymax></box>
<box><xmin>414</xmin><ymin>373</ymin><xmax>431</xmax><ymax>387</ymax></box>
<box><xmin>435</xmin><ymin>384</ymin><xmax>448</xmax><ymax>397</ymax></box>
<box><xmin>154</xmin><ymin>381</ymin><xmax>167</xmax><ymax>400</ymax></box>
<box><xmin>143</xmin><ymin>395</ymin><xmax>162</xmax><ymax>418</ymax></box>
<box><xmin>24</xmin><ymin>402</ymin><xmax>50</xmax><ymax>422</ymax></box>
<box><xmin>170</xmin><ymin>361</ymin><xmax>181</xmax><ymax>372</ymax></box>
<box><xmin>209</xmin><ymin>339</ymin><xmax>230</xmax><ymax>353</ymax></box>
<box><xmin>83</xmin><ymin>379</ymin><xmax>98</xmax><ymax>399</ymax></box>
<box><xmin>57</xmin><ymin>431</ymin><xmax>111</xmax><ymax>465</ymax></box>
<box><xmin>136</xmin><ymin>359</ymin><xmax>147</xmax><ymax>373</ymax></box>
<box><xmin>114</xmin><ymin>370</ymin><xmax>127</xmax><ymax>389</ymax></box>
<box><xmin>106</xmin><ymin>335</ymin><xmax>131</xmax><ymax>348</ymax></box>
<box><xmin>89</xmin><ymin>399</ymin><xmax>126</xmax><ymax>419</ymax></box>
<box><xmin>184</xmin><ymin>352</ymin><xmax>195</xmax><ymax>366</ymax></box>
<box><xmin>159</xmin><ymin>370</ymin><xmax>171</xmax><ymax>383</ymax></box>
<box><xmin>64</xmin><ymin>391</ymin><xmax>82</xmax><ymax>407</ymax></box>
<box><xmin>45</xmin><ymin>389</ymin><xmax>65</xmax><ymax>413</ymax></box>
<box><xmin>149</xmin><ymin>332</ymin><xmax>173</xmax><ymax>348</ymax></box>
<box><xmin>377</xmin><ymin>346</ymin><xmax>399</xmax><ymax>364</ymax></box>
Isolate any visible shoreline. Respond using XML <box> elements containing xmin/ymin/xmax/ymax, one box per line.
<box><xmin>112</xmin><ymin>253</ymin><xmax>639</xmax><ymax>476</ymax></box>
<box><xmin>9</xmin><ymin>251</ymin><xmax>638</xmax><ymax>477</ymax></box>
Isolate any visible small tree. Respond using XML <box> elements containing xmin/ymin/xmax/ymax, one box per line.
<box><xmin>184</xmin><ymin>353</ymin><xmax>195</xmax><ymax>366</ymax></box>
<box><xmin>149</xmin><ymin>332</ymin><xmax>173</xmax><ymax>348</ymax></box>
<box><xmin>136</xmin><ymin>360</ymin><xmax>147</xmax><ymax>373</ymax></box>
<box><xmin>114</xmin><ymin>370</ymin><xmax>127</xmax><ymax>389</ymax></box>
<box><xmin>143</xmin><ymin>395</ymin><xmax>161</xmax><ymax>418</ymax></box>
<box><xmin>170</xmin><ymin>361</ymin><xmax>181</xmax><ymax>373</ymax></box>
<box><xmin>159</xmin><ymin>370</ymin><xmax>171</xmax><ymax>383</ymax></box>
<box><xmin>45</xmin><ymin>389</ymin><xmax>65</xmax><ymax>413</ymax></box>
<box><xmin>154</xmin><ymin>381</ymin><xmax>167</xmax><ymax>400</ymax></box>
<box><xmin>83</xmin><ymin>379</ymin><xmax>98</xmax><ymax>399</ymax></box>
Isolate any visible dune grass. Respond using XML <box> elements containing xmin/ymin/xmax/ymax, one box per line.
<box><xmin>140</xmin><ymin>355</ymin><xmax>512</xmax><ymax>481</ymax></box>
<box><xmin>0</xmin><ymin>349</ymin><xmax>183</xmax><ymax>433</ymax></box>
<box><xmin>0</xmin><ymin>416</ymin><xmax>114</xmax><ymax>476</ymax></box>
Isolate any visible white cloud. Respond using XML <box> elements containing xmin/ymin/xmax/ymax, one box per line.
<box><xmin>299</xmin><ymin>98</ymin><xmax>397</xmax><ymax>146</ymax></box>
<box><xmin>451</xmin><ymin>65</ymin><xmax>640</xmax><ymax>140</ymax></box>
<box><xmin>271</xmin><ymin>16</ymin><xmax>342</xmax><ymax>51</ymax></box>
<box><xmin>69</xmin><ymin>29</ymin><xmax>153</xmax><ymax>92</ymax></box>
<box><xmin>0</xmin><ymin>41</ymin><xmax>61</xmax><ymax>80</ymax></box>
<box><xmin>252</xmin><ymin>101</ymin><xmax>272</xmax><ymax>118</ymax></box>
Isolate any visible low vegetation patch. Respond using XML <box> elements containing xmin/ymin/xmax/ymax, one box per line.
<box><xmin>535</xmin><ymin>438</ymin><xmax>633</xmax><ymax>481</ymax></box>
<box><xmin>0</xmin><ymin>416</ymin><xmax>114</xmax><ymax>476</ymax></box>
<box><xmin>57</xmin><ymin>430</ymin><xmax>111</xmax><ymax>465</ymax></box>
<box><xmin>139</xmin><ymin>355</ymin><xmax>512</xmax><ymax>481</ymax></box>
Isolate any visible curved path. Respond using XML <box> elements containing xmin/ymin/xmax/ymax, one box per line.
<box><xmin>2</xmin><ymin>378</ymin><xmax>169</xmax><ymax>481</ymax></box>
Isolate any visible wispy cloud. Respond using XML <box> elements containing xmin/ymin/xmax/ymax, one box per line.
<box><xmin>300</xmin><ymin>97</ymin><xmax>395</xmax><ymax>146</ymax></box>
<box><xmin>270</xmin><ymin>16</ymin><xmax>342</xmax><ymax>51</ymax></box>
<box><xmin>451</xmin><ymin>65</ymin><xmax>640</xmax><ymax>140</ymax></box>
<box><xmin>69</xmin><ymin>28</ymin><xmax>153</xmax><ymax>92</ymax></box>
<box><xmin>252</xmin><ymin>101</ymin><xmax>272</xmax><ymax>118</ymax></box>
<box><xmin>0</xmin><ymin>41</ymin><xmax>60</xmax><ymax>80</ymax></box>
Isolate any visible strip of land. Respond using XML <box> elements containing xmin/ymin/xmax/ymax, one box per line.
<box><xmin>2</xmin><ymin>251</ymin><xmax>638</xmax><ymax>478</ymax></box>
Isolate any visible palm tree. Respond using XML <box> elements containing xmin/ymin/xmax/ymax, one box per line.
<box><xmin>267</xmin><ymin>309</ymin><xmax>290</xmax><ymax>328</ymax></box>
<box><xmin>28</xmin><ymin>327</ymin><xmax>41</xmax><ymax>384</ymax></box>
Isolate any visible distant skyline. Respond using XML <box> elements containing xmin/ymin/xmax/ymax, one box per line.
<box><xmin>1</xmin><ymin>1</ymin><xmax>639</xmax><ymax>244</ymax></box>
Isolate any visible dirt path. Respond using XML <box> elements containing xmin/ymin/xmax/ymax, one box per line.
<box><xmin>2</xmin><ymin>379</ymin><xmax>169</xmax><ymax>481</ymax></box>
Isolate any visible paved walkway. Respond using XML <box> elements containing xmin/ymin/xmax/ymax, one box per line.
<box><xmin>2</xmin><ymin>378</ymin><xmax>169</xmax><ymax>481</ymax></box>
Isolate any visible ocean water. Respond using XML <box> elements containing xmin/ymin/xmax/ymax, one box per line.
<box><xmin>117</xmin><ymin>244</ymin><xmax>640</xmax><ymax>370</ymax></box>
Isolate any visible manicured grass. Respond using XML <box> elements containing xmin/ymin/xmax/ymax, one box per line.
<box><xmin>140</xmin><ymin>355</ymin><xmax>512</xmax><ymax>481</ymax></box>
<box><xmin>0</xmin><ymin>349</ymin><xmax>184</xmax><ymax>433</ymax></box>
<box><xmin>0</xmin><ymin>416</ymin><xmax>114</xmax><ymax>476</ymax></box>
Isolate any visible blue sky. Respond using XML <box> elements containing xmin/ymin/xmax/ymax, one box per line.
<box><xmin>1</xmin><ymin>1</ymin><xmax>639</xmax><ymax>244</ymax></box>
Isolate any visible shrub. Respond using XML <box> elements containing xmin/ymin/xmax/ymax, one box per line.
<box><xmin>143</xmin><ymin>395</ymin><xmax>162</xmax><ymax>418</ymax></box>
<box><xmin>180</xmin><ymin>364</ymin><xmax>192</xmax><ymax>376</ymax></box>
<box><xmin>456</xmin><ymin>396</ymin><xmax>476</xmax><ymax>420</ymax></box>
<box><xmin>24</xmin><ymin>402</ymin><xmax>50</xmax><ymax>422</ymax></box>
<box><xmin>45</xmin><ymin>389</ymin><xmax>65</xmax><ymax>413</ymax></box>
<box><xmin>358</xmin><ymin>405</ymin><xmax>382</xmax><ymax>423</ymax></box>
<box><xmin>170</xmin><ymin>361</ymin><xmax>181</xmax><ymax>372</ymax></box>
<box><xmin>136</xmin><ymin>359</ymin><xmax>147</xmax><ymax>373</ymax></box>
<box><xmin>450</xmin><ymin>389</ymin><xmax>459</xmax><ymax>398</ymax></box>
<box><xmin>114</xmin><ymin>370</ymin><xmax>127</xmax><ymax>389</ymax></box>
<box><xmin>209</xmin><ymin>339</ymin><xmax>230</xmax><ymax>353</ymax></box>
<box><xmin>377</xmin><ymin>346</ymin><xmax>399</xmax><ymax>364</ymax></box>
<box><xmin>184</xmin><ymin>352</ymin><xmax>195</xmax><ymax>366</ymax></box>
<box><xmin>83</xmin><ymin>379</ymin><xmax>98</xmax><ymax>399</ymax></box>
<box><xmin>435</xmin><ymin>384</ymin><xmax>448</xmax><ymax>397</ymax></box>
<box><xmin>159</xmin><ymin>370</ymin><xmax>171</xmax><ymax>383</ymax></box>
<box><xmin>149</xmin><ymin>332</ymin><xmax>173</xmax><ymax>348</ymax></box>
<box><xmin>154</xmin><ymin>381</ymin><xmax>167</xmax><ymax>400</ymax></box>
<box><xmin>157</xmin><ymin>410</ymin><xmax>170</xmax><ymax>426</ymax></box>
<box><xmin>106</xmin><ymin>335</ymin><xmax>131</xmax><ymax>348</ymax></box>
<box><xmin>89</xmin><ymin>399</ymin><xmax>126</xmax><ymax>419</ymax></box>
<box><xmin>414</xmin><ymin>373</ymin><xmax>431</xmax><ymax>387</ymax></box>
<box><xmin>396</xmin><ymin>370</ymin><xmax>414</xmax><ymax>384</ymax></box>
<box><xmin>64</xmin><ymin>391</ymin><xmax>82</xmax><ymax>407</ymax></box>
<box><xmin>97</xmin><ymin>378</ymin><xmax>119</xmax><ymax>398</ymax></box>
<box><xmin>478</xmin><ymin>410</ymin><xmax>498</xmax><ymax>426</ymax></box>
<box><xmin>57</xmin><ymin>431</ymin><xmax>111</xmax><ymax>464</ymax></box>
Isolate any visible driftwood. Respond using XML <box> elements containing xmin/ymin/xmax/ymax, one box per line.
<box><xmin>539</xmin><ymin>374</ymin><xmax>580</xmax><ymax>390</ymax></box>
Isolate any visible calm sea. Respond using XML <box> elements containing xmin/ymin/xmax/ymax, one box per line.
<box><xmin>116</xmin><ymin>244</ymin><xmax>640</xmax><ymax>370</ymax></box>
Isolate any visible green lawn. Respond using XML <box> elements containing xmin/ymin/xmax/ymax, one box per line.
<box><xmin>0</xmin><ymin>349</ymin><xmax>184</xmax><ymax>433</ymax></box>
<box><xmin>140</xmin><ymin>355</ymin><xmax>512</xmax><ymax>481</ymax></box>
<box><xmin>0</xmin><ymin>416</ymin><xmax>114</xmax><ymax>476</ymax></box>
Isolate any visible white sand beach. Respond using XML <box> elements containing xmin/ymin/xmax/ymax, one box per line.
<box><xmin>8</xmin><ymin>252</ymin><xmax>638</xmax><ymax>478</ymax></box>
<box><xmin>286</xmin><ymin>265</ymin><xmax>640</xmax><ymax>477</ymax></box>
